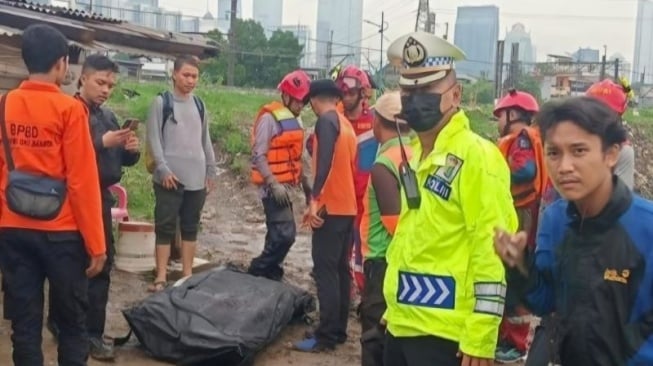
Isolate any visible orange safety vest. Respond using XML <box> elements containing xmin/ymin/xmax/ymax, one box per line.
<box><xmin>311</xmin><ymin>111</ymin><xmax>358</xmax><ymax>216</ymax></box>
<box><xmin>498</xmin><ymin>126</ymin><xmax>547</xmax><ymax>208</ymax></box>
<box><xmin>250</xmin><ymin>101</ymin><xmax>304</xmax><ymax>186</ymax></box>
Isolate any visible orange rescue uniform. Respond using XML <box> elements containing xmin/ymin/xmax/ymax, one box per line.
<box><xmin>250</xmin><ymin>101</ymin><xmax>304</xmax><ymax>186</ymax></box>
<box><xmin>0</xmin><ymin>81</ymin><xmax>105</xmax><ymax>256</ymax></box>
<box><xmin>498</xmin><ymin>126</ymin><xmax>548</xmax><ymax>208</ymax></box>
<box><xmin>311</xmin><ymin>111</ymin><xmax>357</xmax><ymax>215</ymax></box>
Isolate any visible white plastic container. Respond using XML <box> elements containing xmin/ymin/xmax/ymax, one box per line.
<box><xmin>115</xmin><ymin>221</ymin><xmax>156</xmax><ymax>273</ymax></box>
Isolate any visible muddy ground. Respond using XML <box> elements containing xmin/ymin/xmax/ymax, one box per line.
<box><xmin>0</xmin><ymin>170</ymin><xmax>522</xmax><ymax>366</ymax></box>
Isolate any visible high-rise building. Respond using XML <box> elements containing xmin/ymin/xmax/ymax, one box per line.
<box><xmin>503</xmin><ymin>23</ymin><xmax>536</xmax><ymax>68</ymax></box>
<box><xmin>279</xmin><ymin>25</ymin><xmax>312</xmax><ymax>67</ymax></box>
<box><xmin>453</xmin><ymin>5</ymin><xmax>499</xmax><ymax>79</ymax></box>
<box><xmin>572</xmin><ymin>48</ymin><xmax>600</xmax><ymax>63</ymax></box>
<box><xmin>217</xmin><ymin>0</ymin><xmax>242</xmax><ymax>34</ymax></box>
<box><xmin>316</xmin><ymin>0</ymin><xmax>363</xmax><ymax>69</ymax></box>
<box><xmin>253</xmin><ymin>0</ymin><xmax>283</xmax><ymax>38</ymax></box>
<box><xmin>633</xmin><ymin>0</ymin><xmax>653</xmax><ymax>84</ymax></box>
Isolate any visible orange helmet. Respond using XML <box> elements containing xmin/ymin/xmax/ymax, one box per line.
<box><xmin>493</xmin><ymin>89</ymin><xmax>539</xmax><ymax>117</ymax></box>
<box><xmin>336</xmin><ymin>65</ymin><xmax>372</xmax><ymax>92</ymax></box>
<box><xmin>277</xmin><ymin>70</ymin><xmax>311</xmax><ymax>102</ymax></box>
<box><xmin>586</xmin><ymin>79</ymin><xmax>629</xmax><ymax>115</ymax></box>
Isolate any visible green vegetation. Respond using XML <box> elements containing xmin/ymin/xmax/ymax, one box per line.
<box><xmin>106</xmin><ymin>80</ymin><xmax>653</xmax><ymax>219</ymax></box>
<box><xmin>105</xmin><ymin>81</ymin><xmax>272</xmax><ymax>219</ymax></box>
<box><xmin>203</xmin><ymin>19</ymin><xmax>304</xmax><ymax>88</ymax></box>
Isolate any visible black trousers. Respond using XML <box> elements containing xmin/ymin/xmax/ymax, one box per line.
<box><xmin>384</xmin><ymin>332</ymin><xmax>460</xmax><ymax>366</ymax></box>
<box><xmin>49</xmin><ymin>194</ymin><xmax>114</xmax><ymax>340</ymax></box>
<box><xmin>0</xmin><ymin>228</ymin><xmax>89</xmax><ymax>366</ymax></box>
<box><xmin>360</xmin><ymin>259</ymin><xmax>387</xmax><ymax>366</ymax></box>
<box><xmin>525</xmin><ymin>314</ymin><xmax>561</xmax><ymax>366</ymax></box>
<box><xmin>312</xmin><ymin>215</ymin><xmax>354</xmax><ymax>347</ymax></box>
<box><xmin>248</xmin><ymin>197</ymin><xmax>296</xmax><ymax>281</ymax></box>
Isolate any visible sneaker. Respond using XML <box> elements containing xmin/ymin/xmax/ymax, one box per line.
<box><xmin>304</xmin><ymin>330</ymin><xmax>346</xmax><ymax>344</ymax></box>
<box><xmin>292</xmin><ymin>337</ymin><xmax>335</xmax><ymax>353</ymax></box>
<box><xmin>89</xmin><ymin>337</ymin><xmax>116</xmax><ymax>362</ymax></box>
<box><xmin>495</xmin><ymin>347</ymin><xmax>525</xmax><ymax>363</ymax></box>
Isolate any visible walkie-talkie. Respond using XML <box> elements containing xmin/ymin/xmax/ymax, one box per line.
<box><xmin>395</xmin><ymin>119</ymin><xmax>421</xmax><ymax>209</ymax></box>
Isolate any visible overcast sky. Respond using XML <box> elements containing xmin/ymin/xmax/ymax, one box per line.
<box><xmin>160</xmin><ymin>0</ymin><xmax>639</xmax><ymax>65</ymax></box>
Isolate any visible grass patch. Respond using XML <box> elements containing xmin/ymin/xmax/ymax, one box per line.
<box><xmin>106</xmin><ymin>80</ymin><xmax>653</xmax><ymax>219</ymax></box>
<box><xmin>105</xmin><ymin>80</ymin><xmax>273</xmax><ymax>219</ymax></box>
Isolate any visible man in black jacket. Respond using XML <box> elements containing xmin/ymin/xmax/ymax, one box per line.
<box><xmin>48</xmin><ymin>54</ymin><xmax>140</xmax><ymax>361</ymax></box>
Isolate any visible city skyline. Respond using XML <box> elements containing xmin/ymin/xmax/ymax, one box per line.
<box><xmin>159</xmin><ymin>0</ymin><xmax>639</xmax><ymax>66</ymax></box>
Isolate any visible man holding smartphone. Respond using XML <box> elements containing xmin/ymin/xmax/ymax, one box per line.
<box><xmin>47</xmin><ymin>54</ymin><xmax>140</xmax><ymax>361</ymax></box>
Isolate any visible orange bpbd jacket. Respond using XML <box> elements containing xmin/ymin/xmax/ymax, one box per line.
<box><xmin>0</xmin><ymin>81</ymin><xmax>105</xmax><ymax>256</ymax></box>
<box><xmin>498</xmin><ymin>126</ymin><xmax>548</xmax><ymax>208</ymax></box>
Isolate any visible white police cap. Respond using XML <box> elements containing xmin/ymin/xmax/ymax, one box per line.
<box><xmin>387</xmin><ymin>31</ymin><xmax>466</xmax><ymax>88</ymax></box>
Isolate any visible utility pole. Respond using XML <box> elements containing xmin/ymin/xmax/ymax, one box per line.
<box><xmin>415</xmin><ymin>0</ymin><xmax>430</xmax><ymax>32</ymax></box>
<box><xmin>509</xmin><ymin>42</ymin><xmax>520</xmax><ymax>88</ymax></box>
<box><xmin>379</xmin><ymin>11</ymin><xmax>385</xmax><ymax>72</ymax></box>
<box><xmin>599</xmin><ymin>45</ymin><xmax>607</xmax><ymax>81</ymax></box>
<box><xmin>227</xmin><ymin>0</ymin><xmax>238</xmax><ymax>86</ymax></box>
<box><xmin>614</xmin><ymin>58</ymin><xmax>620</xmax><ymax>80</ymax></box>
<box><xmin>494</xmin><ymin>40</ymin><xmax>505</xmax><ymax>99</ymax></box>
<box><xmin>326</xmin><ymin>30</ymin><xmax>333</xmax><ymax>71</ymax></box>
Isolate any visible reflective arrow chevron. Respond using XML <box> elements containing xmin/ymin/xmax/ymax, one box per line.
<box><xmin>397</xmin><ymin>271</ymin><xmax>456</xmax><ymax>309</ymax></box>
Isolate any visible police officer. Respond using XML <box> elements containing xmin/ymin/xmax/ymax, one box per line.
<box><xmin>381</xmin><ymin>31</ymin><xmax>518</xmax><ymax>366</ymax></box>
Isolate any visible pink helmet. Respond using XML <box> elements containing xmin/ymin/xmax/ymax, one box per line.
<box><xmin>336</xmin><ymin>65</ymin><xmax>371</xmax><ymax>92</ymax></box>
<box><xmin>277</xmin><ymin>70</ymin><xmax>311</xmax><ymax>102</ymax></box>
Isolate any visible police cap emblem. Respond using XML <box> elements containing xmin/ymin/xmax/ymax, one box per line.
<box><xmin>403</xmin><ymin>36</ymin><xmax>427</xmax><ymax>68</ymax></box>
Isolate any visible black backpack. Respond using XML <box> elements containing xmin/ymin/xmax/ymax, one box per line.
<box><xmin>159</xmin><ymin>90</ymin><xmax>206</xmax><ymax>131</ymax></box>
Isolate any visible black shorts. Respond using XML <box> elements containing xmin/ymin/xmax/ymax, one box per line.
<box><xmin>153</xmin><ymin>183</ymin><xmax>207</xmax><ymax>244</ymax></box>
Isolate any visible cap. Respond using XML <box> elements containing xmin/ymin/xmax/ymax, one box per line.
<box><xmin>387</xmin><ymin>31</ymin><xmax>466</xmax><ymax>88</ymax></box>
<box><xmin>374</xmin><ymin>91</ymin><xmax>407</xmax><ymax>124</ymax></box>
<box><xmin>306</xmin><ymin>79</ymin><xmax>343</xmax><ymax>103</ymax></box>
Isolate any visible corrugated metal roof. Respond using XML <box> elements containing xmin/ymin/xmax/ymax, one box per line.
<box><xmin>0</xmin><ymin>24</ymin><xmax>22</xmax><ymax>37</ymax></box>
<box><xmin>91</xmin><ymin>41</ymin><xmax>174</xmax><ymax>59</ymax></box>
<box><xmin>0</xmin><ymin>0</ymin><xmax>122</xmax><ymax>23</ymax></box>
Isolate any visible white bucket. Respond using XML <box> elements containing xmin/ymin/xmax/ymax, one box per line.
<box><xmin>115</xmin><ymin>221</ymin><xmax>156</xmax><ymax>273</ymax></box>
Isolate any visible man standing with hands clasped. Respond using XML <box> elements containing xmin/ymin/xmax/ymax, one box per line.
<box><xmin>294</xmin><ymin>79</ymin><xmax>358</xmax><ymax>352</ymax></box>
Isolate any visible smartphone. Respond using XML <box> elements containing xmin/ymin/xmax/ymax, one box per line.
<box><xmin>122</xmin><ymin>119</ymin><xmax>139</xmax><ymax>131</ymax></box>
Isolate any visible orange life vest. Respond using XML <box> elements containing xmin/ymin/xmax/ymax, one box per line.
<box><xmin>311</xmin><ymin>111</ymin><xmax>358</xmax><ymax>216</ymax></box>
<box><xmin>498</xmin><ymin>126</ymin><xmax>547</xmax><ymax>208</ymax></box>
<box><xmin>250</xmin><ymin>101</ymin><xmax>304</xmax><ymax>186</ymax></box>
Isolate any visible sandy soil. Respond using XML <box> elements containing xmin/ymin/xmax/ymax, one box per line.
<box><xmin>0</xmin><ymin>171</ymin><xmax>522</xmax><ymax>366</ymax></box>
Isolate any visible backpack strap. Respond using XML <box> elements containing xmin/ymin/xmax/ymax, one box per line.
<box><xmin>193</xmin><ymin>95</ymin><xmax>205</xmax><ymax>124</ymax></box>
<box><xmin>159</xmin><ymin>91</ymin><xmax>174</xmax><ymax>134</ymax></box>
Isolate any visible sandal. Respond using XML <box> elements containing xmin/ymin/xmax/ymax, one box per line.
<box><xmin>147</xmin><ymin>281</ymin><xmax>167</xmax><ymax>293</ymax></box>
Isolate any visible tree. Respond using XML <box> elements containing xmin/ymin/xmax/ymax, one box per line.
<box><xmin>201</xmin><ymin>20</ymin><xmax>303</xmax><ymax>88</ymax></box>
<box><xmin>514</xmin><ymin>74</ymin><xmax>542</xmax><ymax>101</ymax></box>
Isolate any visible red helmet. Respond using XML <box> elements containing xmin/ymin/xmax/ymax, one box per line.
<box><xmin>336</xmin><ymin>65</ymin><xmax>371</xmax><ymax>92</ymax></box>
<box><xmin>277</xmin><ymin>70</ymin><xmax>311</xmax><ymax>102</ymax></box>
<box><xmin>493</xmin><ymin>89</ymin><xmax>539</xmax><ymax>117</ymax></box>
<box><xmin>586</xmin><ymin>79</ymin><xmax>628</xmax><ymax>115</ymax></box>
